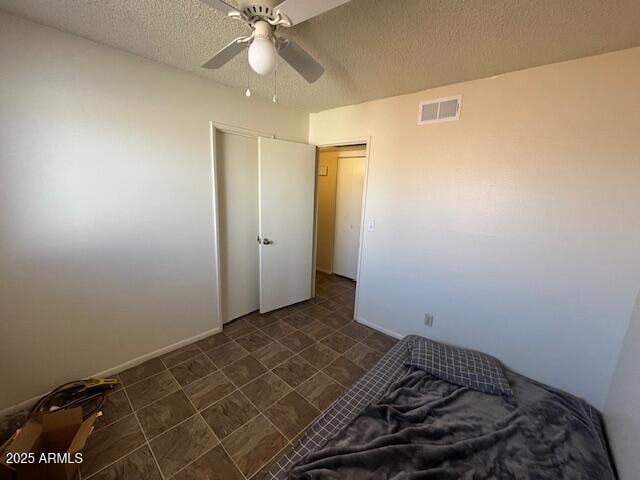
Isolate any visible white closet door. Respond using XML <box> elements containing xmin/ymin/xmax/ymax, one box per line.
<box><xmin>333</xmin><ymin>156</ymin><xmax>365</xmax><ymax>280</ymax></box>
<box><xmin>217</xmin><ymin>132</ymin><xmax>259</xmax><ymax>322</ymax></box>
<box><xmin>258</xmin><ymin>137</ymin><xmax>316</xmax><ymax>313</ymax></box>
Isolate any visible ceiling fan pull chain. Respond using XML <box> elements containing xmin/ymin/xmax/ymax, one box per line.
<box><xmin>273</xmin><ymin>57</ymin><xmax>278</xmax><ymax>103</ymax></box>
<box><xmin>245</xmin><ymin>51</ymin><xmax>252</xmax><ymax>97</ymax></box>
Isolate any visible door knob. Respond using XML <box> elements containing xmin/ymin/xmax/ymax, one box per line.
<box><xmin>262</xmin><ymin>238</ymin><xmax>273</xmax><ymax>245</ymax></box>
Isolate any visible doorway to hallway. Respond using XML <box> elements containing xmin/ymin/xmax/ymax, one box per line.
<box><xmin>316</xmin><ymin>144</ymin><xmax>366</xmax><ymax>282</ymax></box>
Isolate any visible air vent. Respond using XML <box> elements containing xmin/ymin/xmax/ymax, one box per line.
<box><xmin>417</xmin><ymin>95</ymin><xmax>462</xmax><ymax>125</ymax></box>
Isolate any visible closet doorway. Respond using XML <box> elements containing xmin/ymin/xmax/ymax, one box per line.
<box><xmin>316</xmin><ymin>144</ymin><xmax>367</xmax><ymax>281</ymax></box>
<box><xmin>212</xmin><ymin>123</ymin><xmax>317</xmax><ymax>324</ymax></box>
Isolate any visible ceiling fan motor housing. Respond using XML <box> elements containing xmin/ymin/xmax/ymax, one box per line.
<box><xmin>242</xmin><ymin>4</ymin><xmax>274</xmax><ymax>19</ymax></box>
<box><xmin>234</xmin><ymin>1</ymin><xmax>292</xmax><ymax>28</ymax></box>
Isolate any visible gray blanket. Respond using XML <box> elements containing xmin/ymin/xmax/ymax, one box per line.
<box><xmin>290</xmin><ymin>366</ymin><xmax>615</xmax><ymax>479</ymax></box>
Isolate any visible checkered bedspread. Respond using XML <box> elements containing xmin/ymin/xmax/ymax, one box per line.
<box><xmin>265</xmin><ymin>335</ymin><xmax>411</xmax><ymax>479</ymax></box>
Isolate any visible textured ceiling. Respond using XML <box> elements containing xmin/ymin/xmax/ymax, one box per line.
<box><xmin>2</xmin><ymin>0</ymin><xmax>640</xmax><ymax>112</ymax></box>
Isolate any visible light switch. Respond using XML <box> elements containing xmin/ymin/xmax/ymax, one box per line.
<box><xmin>367</xmin><ymin>219</ymin><xmax>375</xmax><ymax>232</ymax></box>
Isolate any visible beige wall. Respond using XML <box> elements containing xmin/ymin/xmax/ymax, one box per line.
<box><xmin>309</xmin><ymin>47</ymin><xmax>640</xmax><ymax>408</ymax></box>
<box><xmin>605</xmin><ymin>292</ymin><xmax>640</xmax><ymax>479</ymax></box>
<box><xmin>316</xmin><ymin>150</ymin><xmax>338</xmax><ymax>273</ymax></box>
<box><xmin>0</xmin><ymin>11</ymin><xmax>308</xmax><ymax>411</ymax></box>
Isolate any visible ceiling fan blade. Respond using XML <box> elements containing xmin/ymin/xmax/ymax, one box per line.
<box><xmin>199</xmin><ymin>0</ymin><xmax>239</xmax><ymax>14</ymax></box>
<box><xmin>202</xmin><ymin>38</ymin><xmax>248</xmax><ymax>69</ymax></box>
<box><xmin>274</xmin><ymin>0</ymin><xmax>352</xmax><ymax>26</ymax></box>
<box><xmin>278</xmin><ymin>39</ymin><xmax>324</xmax><ymax>83</ymax></box>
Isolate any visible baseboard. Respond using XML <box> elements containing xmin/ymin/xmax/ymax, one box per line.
<box><xmin>355</xmin><ymin>316</ymin><xmax>404</xmax><ymax>340</ymax></box>
<box><xmin>92</xmin><ymin>326</ymin><xmax>222</xmax><ymax>378</ymax></box>
<box><xmin>0</xmin><ymin>326</ymin><xmax>222</xmax><ymax>418</ymax></box>
<box><xmin>316</xmin><ymin>267</ymin><xmax>332</xmax><ymax>275</ymax></box>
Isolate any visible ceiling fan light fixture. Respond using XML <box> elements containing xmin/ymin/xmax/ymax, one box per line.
<box><xmin>248</xmin><ymin>21</ymin><xmax>277</xmax><ymax>75</ymax></box>
<box><xmin>201</xmin><ymin>0</ymin><xmax>337</xmax><ymax>84</ymax></box>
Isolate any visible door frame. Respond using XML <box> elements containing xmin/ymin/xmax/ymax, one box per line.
<box><xmin>209</xmin><ymin>121</ymin><xmax>275</xmax><ymax>327</ymax></box>
<box><xmin>315</xmin><ymin>136</ymin><xmax>371</xmax><ymax>322</ymax></box>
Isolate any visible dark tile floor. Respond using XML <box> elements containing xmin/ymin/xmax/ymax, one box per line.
<box><xmin>1</xmin><ymin>273</ymin><xmax>398</xmax><ymax>480</ymax></box>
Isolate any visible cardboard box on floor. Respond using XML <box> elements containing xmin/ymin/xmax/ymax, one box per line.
<box><xmin>0</xmin><ymin>408</ymin><xmax>99</xmax><ymax>480</ymax></box>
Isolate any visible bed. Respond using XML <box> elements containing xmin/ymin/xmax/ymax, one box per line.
<box><xmin>265</xmin><ymin>335</ymin><xmax>616</xmax><ymax>479</ymax></box>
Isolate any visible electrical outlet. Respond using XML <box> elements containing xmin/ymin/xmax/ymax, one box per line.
<box><xmin>424</xmin><ymin>313</ymin><xmax>434</xmax><ymax>327</ymax></box>
<box><xmin>367</xmin><ymin>219</ymin><xmax>375</xmax><ymax>232</ymax></box>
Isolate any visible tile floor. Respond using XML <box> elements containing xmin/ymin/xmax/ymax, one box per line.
<box><xmin>1</xmin><ymin>273</ymin><xmax>397</xmax><ymax>480</ymax></box>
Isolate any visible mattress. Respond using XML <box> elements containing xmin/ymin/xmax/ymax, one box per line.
<box><xmin>265</xmin><ymin>335</ymin><xmax>615</xmax><ymax>479</ymax></box>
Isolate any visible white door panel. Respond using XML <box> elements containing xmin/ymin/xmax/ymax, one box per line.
<box><xmin>217</xmin><ymin>132</ymin><xmax>259</xmax><ymax>322</ymax></box>
<box><xmin>333</xmin><ymin>156</ymin><xmax>365</xmax><ymax>280</ymax></box>
<box><xmin>259</xmin><ymin>137</ymin><xmax>316</xmax><ymax>312</ymax></box>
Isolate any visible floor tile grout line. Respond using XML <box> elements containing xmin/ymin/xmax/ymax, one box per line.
<box><xmin>83</xmin><ymin>387</ymin><xmax>165</xmax><ymax>480</ymax></box>
<box><xmin>191</xmin><ymin>386</ymin><xmax>240</xmax><ymax>417</ymax></box>
<box><xmin>247</xmin><ymin>441</ymin><xmax>294</xmax><ymax>480</ymax></box>
<box><xmin>124</xmin><ymin>386</ymin><xmax>168</xmax><ymax>480</ymax></box>
<box><xmin>83</xmin><ymin>443</ymin><xmax>151</xmax><ymax>480</ymax></box>
<box><xmin>143</xmin><ymin>410</ymin><xmax>199</xmax><ymax>444</ymax></box>
<box><xmin>122</xmin><ymin>377</ymin><xmax>182</xmax><ymax>414</ymax></box>
<box><xmin>169</xmin><ymin>364</ymin><xmax>220</xmax><ymax>392</ymax></box>
<box><xmin>231</xmin><ymin>384</ymin><xmax>298</xmax><ymax>477</ymax></box>
<box><xmin>118</xmin><ymin>367</ymin><xmax>170</xmax><ymax>390</ymax></box>
<box><xmin>219</xmin><ymin>341</ymin><xmax>292</xmax><ymax>376</ymax></box>
<box><xmin>166</xmin><ymin>441</ymin><xmax>214</xmax><ymax>480</ymax></box>
<box><xmin>162</xmin><ymin>347</ymin><xmax>218</xmax><ymax>370</ymax></box>
<box><xmin>212</xmin><ymin>368</ymin><xmax>295</xmax><ymax>476</ymax></box>
<box><xmin>159</xmin><ymin>346</ymin><xmax>204</xmax><ymax>371</ymax></box>
<box><xmin>92</xmin><ymin>414</ymin><xmax>128</xmax><ymax>434</ymax></box>
<box><xmin>206</xmin><ymin>344</ymin><xmax>252</xmax><ymax>368</ymax></box>
<box><xmin>178</xmin><ymin>375</ymin><xmax>250</xmax><ymax>480</ymax></box>
<box><xmin>238</xmin><ymin>373</ymin><xmax>293</xmax><ymax>412</ymax></box>
<box><xmin>163</xmin><ymin>352</ymin><xmax>221</xmax><ymax>391</ymax></box>
<box><xmin>212</xmin><ymin>416</ymin><xmax>252</xmax><ymax>480</ymax></box>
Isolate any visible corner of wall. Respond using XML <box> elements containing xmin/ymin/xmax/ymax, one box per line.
<box><xmin>604</xmin><ymin>289</ymin><xmax>640</xmax><ymax>479</ymax></box>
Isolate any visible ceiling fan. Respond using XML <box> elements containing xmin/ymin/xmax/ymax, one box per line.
<box><xmin>200</xmin><ymin>0</ymin><xmax>351</xmax><ymax>83</ymax></box>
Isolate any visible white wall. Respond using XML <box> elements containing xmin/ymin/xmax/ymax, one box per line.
<box><xmin>605</xmin><ymin>292</ymin><xmax>640</xmax><ymax>479</ymax></box>
<box><xmin>0</xmin><ymin>11</ymin><xmax>308</xmax><ymax>411</ymax></box>
<box><xmin>309</xmin><ymin>47</ymin><xmax>640</xmax><ymax>408</ymax></box>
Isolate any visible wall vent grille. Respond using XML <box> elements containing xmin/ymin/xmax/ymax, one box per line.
<box><xmin>417</xmin><ymin>95</ymin><xmax>462</xmax><ymax>125</ymax></box>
